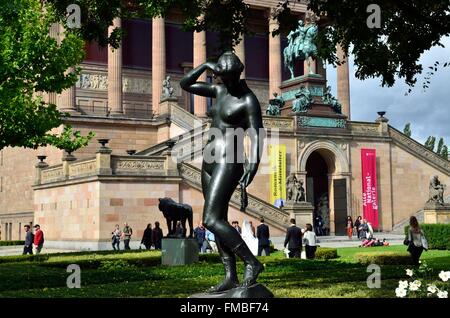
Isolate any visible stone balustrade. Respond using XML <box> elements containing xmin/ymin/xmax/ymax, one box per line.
<box><xmin>35</xmin><ymin>151</ymin><xmax>176</xmax><ymax>186</ymax></box>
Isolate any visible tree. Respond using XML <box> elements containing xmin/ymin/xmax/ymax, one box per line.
<box><xmin>424</xmin><ymin>136</ymin><xmax>436</xmax><ymax>152</ymax></box>
<box><xmin>403</xmin><ymin>123</ymin><xmax>412</xmax><ymax>137</ymax></box>
<box><xmin>441</xmin><ymin>145</ymin><xmax>449</xmax><ymax>160</ymax></box>
<box><xmin>49</xmin><ymin>0</ymin><xmax>450</xmax><ymax>88</ymax></box>
<box><xmin>437</xmin><ymin>137</ymin><xmax>444</xmax><ymax>155</ymax></box>
<box><xmin>0</xmin><ymin>0</ymin><xmax>91</xmax><ymax>150</ymax></box>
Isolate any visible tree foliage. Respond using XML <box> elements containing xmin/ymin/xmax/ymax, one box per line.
<box><xmin>0</xmin><ymin>0</ymin><xmax>90</xmax><ymax>150</ymax></box>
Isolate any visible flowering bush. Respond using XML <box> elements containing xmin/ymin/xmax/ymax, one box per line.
<box><xmin>395</xmin><ymin>261</ymin><xmax>449</xmax><ymax>298</ymax></box>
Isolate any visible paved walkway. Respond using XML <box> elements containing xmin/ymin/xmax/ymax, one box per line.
<box><xmin>0</xmin><ymin>246</ymin><xmax>76</xmax><ymax>257</ymax></box>
<box><xmin>1</xmin><ymin>232</ymin><xmax>404</xmax><ymax>256</ymax></box>
<box><xmin>271</xmin><ymin>232</ymin><xmax>404</xmax><ymax>250</ymax></box>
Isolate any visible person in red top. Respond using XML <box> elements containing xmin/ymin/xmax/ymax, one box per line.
<box><xmin>33</xmin><ymin>224</ymin><xmax>44</xmax><ymax>255</ymax></box>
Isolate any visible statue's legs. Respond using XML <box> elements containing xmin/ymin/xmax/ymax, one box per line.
<box><xmin>201</xmin><ymin>162</ymin><xmax>264</xmax><ymax>289</ymax></box>
<box><xmin>207</xmin><ymin>238</ymin><xmax>239</xmax><ymax>292</ymax></box>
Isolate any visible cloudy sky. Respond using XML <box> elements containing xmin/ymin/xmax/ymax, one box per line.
<box><xmin>326</xmin><ymin>37</ymin><xmax>450</xmax><ymax>146</ymax></box>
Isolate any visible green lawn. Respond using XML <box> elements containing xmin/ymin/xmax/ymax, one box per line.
<box><xmin>0</xmin><ymin>245</ymin><xmax>448</xmax><ymax>298</ymax></box>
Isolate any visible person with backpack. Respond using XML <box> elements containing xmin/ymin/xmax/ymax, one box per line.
<box><xmin>404</xmin><ymin>216</ymin><xmax>428</xmax><ymax>265</ymax></box>
<box><xmin>23</xmin><ymin>224</ymin><xmax>34</xmax><ymax>255</ymax></box>
<box><xmin>33</xmin><ymin>224</ymin><xmax>44</xmax><ymax>255</ymax></box>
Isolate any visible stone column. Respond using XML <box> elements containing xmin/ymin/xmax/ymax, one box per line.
<box><xmin>108</xmin><ymin>17</ymin><xmax>123</xmax><ymax>116</ymax></box>
<box><xmin>193</xmin><ymin>30</ymin><xmax>207</xmax><ymax>117</ymax></box>
<box><xmin>152</xmin><ymin>17</ymin><xmax>166</xmax><ymax>116</ymax></box>
<box><xmin>336</xmin><ymin>44</ymin><xmax>351</xmax><ymax>119</ymax></box>
<box><xmin>268</xmin><ymin>12</ymin><xmax>282</xmax><ymax>95</ymax></box>
<box><xmin>45</xmin><ymin>23</ymin><xmax>59</xmax><ymax>106</ymax></box>
<box><xmin>235</xmin><ymin>36</ymin><xmax>245</xmax><ymax>79</ymax></box>
<box><xmin>57</xmin><ymin>25</ymin><xmax>77</xmax><ymax>113</ymax></box>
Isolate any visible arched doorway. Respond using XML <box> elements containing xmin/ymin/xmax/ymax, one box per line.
<box><xmin>306</xmin><ymin>151</ymin><xmax>331</xmax><ymax>235</ymax></box>
<box><xmin>300</xmin><ymin>141</ymin><xmax>350</xmax><ymax>236</ymax></box>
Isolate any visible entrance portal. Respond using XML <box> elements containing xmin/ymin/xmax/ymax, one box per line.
<box><xmin>306</xmin><ymin>151</ymin><xmax>330</xmax><ymax>235</ymax></box>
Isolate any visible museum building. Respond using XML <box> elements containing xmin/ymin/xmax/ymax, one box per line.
<box><xmin>0</xmin><ymin>0</ymin><xmax>449</xmax><ymax>248</ymax></box>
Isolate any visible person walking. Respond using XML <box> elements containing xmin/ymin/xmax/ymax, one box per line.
<box><xmin>284</xmin><ymin>218</ymin><xmax>303</xmax><ymax>258</ymax></box>
<box><xmin>405</xmin><ymin>216</ymin><xmax>428</xmax><ymax>265</ymax></box>
<box><xmin>256</xmin><ymin>217</ymin><xmax>270</xmax><ymax>256</ymax></box>
<box><xmin>23</xmin><ymin>225</ymin><xmax>34</xmax><ymax>255</ymax></box>
<box><xmin>111</xmin><ymin>224</ymin><xmax>121</xmax><ymax>250</ymax></box>
<box><xmin>141</xmin><ymin>223</ymin><xmax>153</xmax><ymax>250</ymax></box>
<box><xmin>122</xmin><ymin>222</ymin><xmax>133</xmax><ymax>250</ymax></box>
<box><xmin>302</xmin><ymin>224</ymin><xmax>317</xmax><ymax>259</ymax></box>
<box><xmin>346</xmin><ymin>216</ymin><xmax>354</xmax><ymax>240</ymax></box>
<box><xmin>354</xmin><ymin>216</ymin><xmax>362</xmax><ymax>238</ymax></box>
<box><xmin>33</xmin><ymin>224</ymin><xmax>44</xmax><ymax>255</ymax></box>
<box><xmin>205</xmin><ymin>229</ymin><xmax>218</xmax><ymax>253</ymax></box>
<box><xmin>152</xmin><ymin>221</ymin><xmax>163</xmax><ymax>250</ymax></box>
<box><xmin>194</xmin><ymin>223</ymin><xmax>206</xmax><ymax>253</ymax></box>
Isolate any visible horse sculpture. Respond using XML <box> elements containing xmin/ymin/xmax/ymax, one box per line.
<box><xmin>283</xmin><ymin>20</ymin><xmax>318</xmax><ymax>78</ymax></box>
<box><xmin>158</xmin><ymin>197</ymin><xmax>194</xmax><ymax>238</ymax></box>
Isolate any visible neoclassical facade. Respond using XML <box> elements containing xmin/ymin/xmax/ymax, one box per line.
<box><xmin>0</xmin><ymin>1</ymin><xmax>448</xmax><ymax>246</ymax></box>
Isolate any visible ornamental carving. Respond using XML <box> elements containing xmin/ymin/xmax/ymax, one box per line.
<box><xmin>68</xmin><ymin>160</ymin><xmax>96</xmax><ymax>177</ymax></box>
<box><xmin>262</xmin><ymin>117</ymin><xmax>294</xmax><ymax>131</ymax></box>
<box><xmin>41</xmin><ymin>167</ymin><xmax>64</xmax><ymax>183</ymax></box>
<box><xmin>114</xmin><ymin>159</ymin><xmax>165</xmax><ymax>172</ymax></box>
<box><xmin>350</xmin><ymin>123</ymin><xmax>379</xmax><ymax>135</ymax></box>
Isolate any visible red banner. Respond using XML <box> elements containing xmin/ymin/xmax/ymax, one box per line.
<box><xmin>361</xmin><ymin>149</ymin><xmax>379</xmax><ymax>229</ymax></box>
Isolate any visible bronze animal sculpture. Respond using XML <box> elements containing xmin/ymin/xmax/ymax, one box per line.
<box><xmin>158</xmin><ymin>197</ymin><xmax>194</xmax><ymax>238</ymax></box>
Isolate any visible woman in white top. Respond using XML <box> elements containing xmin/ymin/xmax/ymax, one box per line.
<box><xmin>405</xmin><ymin>216</ymin><xmax>428</xmax><ymax>265</ymax></box>
<box><xmin>302</xmin><ymin>223</ymin><xmax>317</xmax><ymax>259</ymax></box>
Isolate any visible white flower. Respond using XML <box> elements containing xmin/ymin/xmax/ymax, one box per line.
<box><xmin>398</xmin><ymin>280</ymin><xmax>409</xmax><ymax>289</ymax></box>
<box><xmin>406</xmin><ymin>269</ymin><xmax>414</xmax><ymax>277</ymax></box>
<box><xmin>437</xmin><ymin>290</ymin><xmax>448</xmax><ymax>299</ymax></box>
<box><xmin>409</xmin><ymin>280</ymin><xmax>422</xmax><ymax>291</ymax></box>
<box><xmin>438</xmin><ymin>271</ymin><xmax>450</xmax><ymax>282</ymax></box>
<box><xmin>395</xmin><ymin>287</ymin><xmax>407</xmax><ymax>298</ymax></box>
<box><xmin>427</xmin><ymin>285</ymin><xmax>438</xmax><ymax>294</ymax></box>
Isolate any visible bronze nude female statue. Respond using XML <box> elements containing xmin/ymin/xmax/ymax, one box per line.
<box><xmin>180</xmin><ymin>51</ymin><xmax>265</xmax><ymax>293</ymax></box>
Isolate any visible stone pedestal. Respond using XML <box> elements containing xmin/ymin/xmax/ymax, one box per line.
<box><xmin>423</xmin><ymin>203</ymin><xmax>450</xmax><ymax>224</ymax></box>
<box><xmin>161</xmin><ymin>238</ymin><xmax>199</xmax><ymax>266</ymax></box>
<box><xmin>282</xmin><ymin>201</ymin><xmax>314</xmax><ymax>228</ymax></box>
<box><xmin>159</xmin><ymin>98</ymin><xmax>179</xmax><ymax>118</ymax></box>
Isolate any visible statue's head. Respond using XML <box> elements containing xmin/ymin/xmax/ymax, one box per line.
<box><xmin>298</xmin><ymin>20</ymin><xmax>304</xmax><ymax>27</ymax></box>
<box><xmin>215</xmin><ymin>51</ymin><xmax>244</xmax><ymax>83</ymax></box>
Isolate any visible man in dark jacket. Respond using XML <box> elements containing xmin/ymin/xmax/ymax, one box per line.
<box><xmin>256</xmin><ymin>217</ymin><xmax>270</xmax><ymax>256</ymax></box>
<box><xmin>152</xmin><ymin>221</ymin><xmax>164</xmax><ymax>250</ymax></box>
<box><xmin>23</xmin><ymin>225</ymin><xmax>34</xmax><ymax>255</ymax></box>
<box><xmin>284</xmin><ymin>218</ymin><xmax>302</xmax><ymax>258</ymax></box>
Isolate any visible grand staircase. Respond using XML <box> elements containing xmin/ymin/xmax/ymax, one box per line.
<box><xmin>179</xmin><ymin>162</ymin><xmax>290</xmax><ymax>231</ymax></box>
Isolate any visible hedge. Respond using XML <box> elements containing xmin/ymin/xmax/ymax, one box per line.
<box><xmin>0</xmin><ymin>240</ymin><xmax>25</xmax><ymax>246</ymax></box>
<box><xmin>404</xmin><ymin>224</ymin><xmax>450</xmax><ymax>250</ymax></box>
<box><xmin>355</xmin><ymin>251</ymin><xmax>414</xmax><ymax>265</ymax></box>
<box><xmin>315</xmin><ymin>247</ymin><xmax>338</xmax><ymax>260</ymax></box>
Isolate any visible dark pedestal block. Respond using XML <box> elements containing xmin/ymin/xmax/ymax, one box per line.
<box><xmin>189</xmin><ymin>283</ymin><xmax>274</xmax><ymax>298</ymax></box>
<box><xmin>161</xmin><ymin>238</ymin><xmax>199</xmax><ymax>266</ymax></box>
